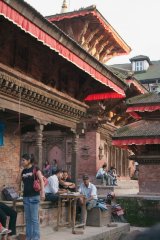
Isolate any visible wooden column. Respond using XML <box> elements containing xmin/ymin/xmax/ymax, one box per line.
<box><xmin>35</xmin><ymin>124</ymin><xmax>44</xmax><ymax>170</ymax></box>
<box><xmin>120</xmin><ymin>149</ymin><xmax>123</xmax><ymax>177</ymax></box>
<box><xmin>116</xmin><ymin>148</ymin><xmax>121</xmax><ymax>176</ymax></box>
<box><xmin>108</xmin><ymin>145</ymin><xmax>112</xmax><ymax>169</ymax></box>
<box><xmin>71</xmin><ymin>131</ymin><xmax>79</xmax><ymax>186</ymax></box>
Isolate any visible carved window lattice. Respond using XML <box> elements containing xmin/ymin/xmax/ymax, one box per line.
<box><xmin>81</xmin><ymin>145</ymin><xmax>90</xmax><ymax>160</ymax></box>
<box><xmin>99</xmin><ymin>144</ymin><xmax>103</xmax><ymax>160</ymax></box>
<box><xmin>104</xmin><ymin>144</ymin><xmax>108</xmax><ymax>160</ymax></box>
<box><xmin>66</xmin><ymin>142</ymin><xmax>72</xmax><ymax>163</ymax></box>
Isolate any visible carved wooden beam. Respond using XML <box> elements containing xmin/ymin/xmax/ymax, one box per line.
<box><xmin>82</xmin><ymin>28</ymin><xmax>99</xmax><ymax>50</ymax></box>
<box><xmin>114</xmin><ymin>116</ymin><xmax>126</xmax><ymax>126</ymax></box>
<box><xmin>78</xmin><ymin>20</ymin><xmax>90</xmax><ymax>45</ymax></box>
<box><xmin>93</xmin><ymin>37</ymin><xmax>110</xmax><ymax>60</ymax></box>
<box><xmin>69</xmin><ymin>19</ymin><xmax>89</xmax><ymax>43</ymax></box>
<box><xmin>0</xmin><ymin>70</ymin><xmax>87</xmax><ymax>124</ymax></box>
<box><xmin>99</xmin><ymin>45</ymin><xmax>115</xmax><ymax>63</ymax></box>
<box><xmin>88</xmin><ymin>32</ymin><xmax>103</xmax><ymax>52</ymax></box>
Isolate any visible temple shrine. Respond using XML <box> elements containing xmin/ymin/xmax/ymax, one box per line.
<box><xmin>0</xmin><ymin>0</ymin><xmax>146</xmax><ymax>192</ymax></box>
<box><xmin>113</xmin><ymin>92</ymin><xmax>160</xmax><ymax>195</ymax></box>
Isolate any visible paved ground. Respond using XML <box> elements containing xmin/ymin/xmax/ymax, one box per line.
<box><xmin>40</xmin><ymin>223</ymin><xmax>130</xmax><ymax>240</ymax></box>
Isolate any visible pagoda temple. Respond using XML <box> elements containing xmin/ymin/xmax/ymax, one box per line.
<box><xmin>0</xmin><ymin>0</ymin><xmax>147</xmax><ymax>191</ymax></box>
<box><xmin>113</xmin><ymin>93</ymin><xmax>160</xmax><ymax>195</ymax></box>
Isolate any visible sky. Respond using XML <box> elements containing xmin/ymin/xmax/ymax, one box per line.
<box><xmin>25</xmin><ymin>0</ymin><xmax>160</xmax><ymax>64</ymax></box>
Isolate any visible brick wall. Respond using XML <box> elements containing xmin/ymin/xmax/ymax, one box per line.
<box><xmin>78</xmin><ymin>131</ymin><xmax>97</xmax><ymax>179</ymax></box>
<box><xmin>77</xmin><ymin>131</ymin><xmax>109</xmax><ymax>181</ymax></box>
<box><xmin>0</xmin><ymin>122</ymin><xmax>20</xmax><ymax>196</ymax></box>
<box><xmin>139</xmin><ymin>164</ymin><xmax>160</xmax><ymax>194</ymax></box>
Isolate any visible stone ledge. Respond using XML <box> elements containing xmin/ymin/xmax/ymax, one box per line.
<box><xmin>40</xmin><ymin>223</ymin><xmax>130</xmax><ymax>240</ymax></box>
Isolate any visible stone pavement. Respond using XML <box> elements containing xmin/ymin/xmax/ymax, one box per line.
<box><xmin>40</xmin><ymin>223</ymin><xmax>130</xmax><ymax>240</ymax></box>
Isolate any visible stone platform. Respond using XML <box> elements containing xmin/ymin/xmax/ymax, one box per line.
<box><xmin>40</xmin><ymin>223</ymin><xmax>130</xmax><ymax>240</ymax></box>
<box><xmin>96</xmin><ymin>180</ymin><xmax>139</xmax><ymax>196</ymax></box>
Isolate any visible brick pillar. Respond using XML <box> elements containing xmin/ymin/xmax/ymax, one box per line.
<box><xmin>138</xmin><ymin>162</ymin><xmax>160</xmax><ymax>195</ymax></box>
<box><xmin>35</xmin><ymin>124</ymin><xmax>44</xmax><ymax>170</ymax></box>
<box><xmin>71</xmin><ymin>132</ymin><xmax>78</xmax><ymax>186</ymax></box>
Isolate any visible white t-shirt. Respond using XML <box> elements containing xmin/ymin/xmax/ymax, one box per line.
<box><xmin>78</xmin><ymin>182</ymin><xmax>98</xmax><ymax>200</ymax></box>
<box><xmin>96</xmin><ymin>168</ymin><xmax>105</xmax><ymax>178</ymax></box>
<box><xmin>44</xmin><ymin>174</ymin><xmax>59</xmax><ymax>194</ymax></box>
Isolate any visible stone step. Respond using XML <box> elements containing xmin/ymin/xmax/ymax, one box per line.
<box><xmin>96</xmin><ymin>180</ymin><xmax>139</xmax><ymax>196</ymax></box>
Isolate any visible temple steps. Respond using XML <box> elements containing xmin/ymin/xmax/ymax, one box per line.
<box><xmin>96</xmin><ymin>179</ymin><xmax>139</xmax><ymax>197</ymax></box>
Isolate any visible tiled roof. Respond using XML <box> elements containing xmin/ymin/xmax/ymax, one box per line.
<box><xmin>113</xmin><ymin>120</ymin><xmax>160</xmax><ymax>139</ymax></box>
<box><xmin>130</xmin><ymin>55</ymin><xmax>151</xmax><ymax>63</ymax></box>
<box><xmin>127</xmin><ymin>93</ymin><xmax>160</xmax><ymax>105</ymax></box>
<box><xmin>108</xmin><ymin>66</ymin><xmax>146</xmax><ymax>92</ymax></box>
<box><xmin>135</xmin><ymin>61</ymin><xmax>160</xmax><ymax>81</ymax></box>
<box><xmin>105</xmin><ymin>66</ymin><xmax>129</xmax><ymax>84</ymax></box>
<box><xmin>111</xmin><ymin>60</ymin><xmax>160</xmax><ymax>82</ymax></box>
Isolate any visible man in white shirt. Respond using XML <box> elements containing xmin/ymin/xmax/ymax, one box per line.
<box><xmin>78</xmin><ymin>174</ymin><xmax>98</xmax><ymax>223</ymax></box>
<box><xmin>79</xmin><ymin>174</ymin><xmax>98</xmax><ymax>209</ymax></box>
<box><xmin>45</xmin><ymin>169</ymin><xmax>67</xmax><ymax>202</ymax></box>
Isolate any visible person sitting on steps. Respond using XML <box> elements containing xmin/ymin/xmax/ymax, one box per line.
<box><xmin>96</xmin><ymin>163</ymin><xmax>114</xmax><ymax>186</ymax></box>
<box><xmin>108</xmin><ymin>167</ymin><xmax>118</xmax><ymax>186</ymax></box>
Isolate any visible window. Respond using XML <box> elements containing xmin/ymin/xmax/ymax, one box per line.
<box><xmin>0</xmin><ymin>123</ymin><xmax>5</xmax><ymax>146</ymax></box>
<box><xmin>135</xmin><ymin>61</ymin><xmax>144</xmax><ymax>71</ymax></box>
<box><xmin>149</xmin><ymin>84</ymin><xmax>159</xmax><ymax>93</ymax></box>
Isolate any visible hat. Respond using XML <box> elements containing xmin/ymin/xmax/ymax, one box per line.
<box><xmin>82</xmin><ymin>174</ymin><xmax>89</xmax><ymax>180</ymax></box>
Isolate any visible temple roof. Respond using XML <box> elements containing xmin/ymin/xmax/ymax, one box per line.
<box><xmin>46</xmin><ymin>5</ymin><xmax>131</xmax><ymax>63</ymax></box>
<box><xmin>127</xmin><ymin>93</ymin><xmax>160</xmax><ymax>105</ymax></box>
<box><xmin>1</xmin><ymin>0</ymin><xmax>129</xmax><ymax>96</ymax></box>
<box><xmin>0</xmin><ymin>0</ymin><xmax>146</xmax><ymax>100</ymax></box>
<box><xmin>108</xmin><ymin>66</ymin><xmax>147</xmax><ymax>94</ymax></box>
<box><xmin>113</xmin><ymin>120</ymin><xmax>160</xmax><ymax>138</ymax></box>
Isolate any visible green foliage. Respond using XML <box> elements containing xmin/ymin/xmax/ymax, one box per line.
<box><xmin>117</xmin><ymin>197</ymin><xmax>160</xmax><ymax>227</ymax></box>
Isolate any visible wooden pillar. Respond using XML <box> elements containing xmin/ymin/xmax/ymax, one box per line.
<box><xmin>125</xmin><ymin>151</ymin><xmax>129</xmax><ymax>177</ymax></box>
<box><xmin>71</xmin><ymin>131</ymin><xmax>79</xmax><ymax>186</ymax></box>
<box><xmin>120</xmin><ymin>149</ymin><xmax>123</xmax><ymax>177</ymax></box>
<box><xmin>35</xmin><ymin>124</ymin><xmax>44</xmax><ymax>170</ymax></box>
<box><xmin>108</xmin><ymin>145</ymin><xmax>112</xmax><ymax>169</ymax></box>
<box><xmin>116</xmin><ymin>148</ymin><xmax>121</xmax><ymax>176</ymax></box>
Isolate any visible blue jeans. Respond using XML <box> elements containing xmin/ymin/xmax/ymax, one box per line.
<box><xmin>23</xmin><ymin>195</ymin><xmax>40</xmax><ymax>240</ymax></box>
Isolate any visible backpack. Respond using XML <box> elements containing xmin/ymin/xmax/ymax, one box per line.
<box><xmin>2</xmin><ymin>187</ymin><xmax>19</xmax><ymax>201</ymax></box>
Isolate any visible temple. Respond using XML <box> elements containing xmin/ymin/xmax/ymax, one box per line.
<box><xmin>112</xmin><ymin>92</ymin><xmax>160</xmax><ymax>195</ymax></box>
<box><xmin>0</xmin><ymin>0</ymin><xmax>147</xmax><ymax>192</ymax></box>
<box><xmin>46</xmin><ymin>5</ymin><xmax>131</xmax><ymax>63</ymax></box>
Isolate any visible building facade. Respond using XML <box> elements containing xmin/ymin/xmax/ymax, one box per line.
<box><xmin>0</xmin><ymin>0</ymin><xmax>147</xmax><ymax>192</ymax></box>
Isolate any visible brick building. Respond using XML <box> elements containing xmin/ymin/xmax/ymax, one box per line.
<box><xmin>0</xmin><ymin>0</ymin><xmax>146</xmax><ymax>193</ymax></box>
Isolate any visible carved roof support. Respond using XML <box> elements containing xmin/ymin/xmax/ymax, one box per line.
<box><xmin>78</xmin><ymin>20</ymin><xmax>90</xmax><ymax>44</ymax></box>
<box><xmin>100</xmin><ymin>45</ymin><xmax>115</xmax><ymax>62</ymax></box>
<box><xmin>88</xmin><ymin>33</ymin><xmax>104</xmax><ymax>54</ymax></box>
<box><xmin>82</xmin><ymin>28</ymin><xmax>99</xmax><ymax>50</ymax></box>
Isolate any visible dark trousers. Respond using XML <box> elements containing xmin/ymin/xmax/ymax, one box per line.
<box><xmin>0</xmin><ymin>202</ymin><xmax>17</xmax><ymax>235</ymax></box>
<box><xmin>45</xmin><ymin>193</ymin><xmax>59</xmax><ymax>203</ymax></box>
